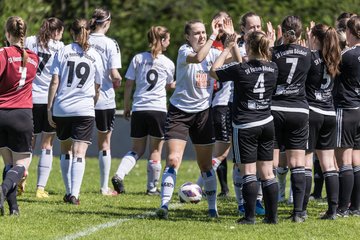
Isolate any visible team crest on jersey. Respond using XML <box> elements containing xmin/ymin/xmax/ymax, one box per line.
<box><xmin>195</xmin><ymin>70</ymin><xmax>210</xmax><ymax>88</ymax></box>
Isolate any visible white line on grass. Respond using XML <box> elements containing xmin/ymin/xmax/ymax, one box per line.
<box><xmin>58</xmin><ymin>203</ymin><xmax>184</xmax><ymax>240</ymax></box>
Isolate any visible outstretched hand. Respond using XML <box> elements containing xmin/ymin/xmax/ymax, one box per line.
<box><xmin>224</xmin><ymin>33</ymin><xmax>237</xmax><ymax>49</ymax></box>
<box><xmin>223</xmin><ymin>17</ymin><xmax>235</xmax><ymax>35</ymax></box>
<box><xmin>211</xmin><ymin>18</ymin><xmax>220</xmax><ymax>37</ymax></box>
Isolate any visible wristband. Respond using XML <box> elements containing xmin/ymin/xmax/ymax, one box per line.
<box><xmin>209</xmin><ymin>34</ymin><xmax>217</xmax><ymax>41</ymax></box>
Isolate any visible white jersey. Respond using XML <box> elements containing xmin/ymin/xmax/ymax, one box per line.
<box><xmin>170</xmin><ymin>44</ymin><xmax>221</xmax><ymax>113</ymax></box>
<box><xmin>25</xmin><ymin>36</ymin><xmax>64</xmax><ymax>104</ymax></box>
<box><xmin>212</xmin><ymin>81</ymin><xmax>233</xmax><ymax>107</ymax></box>
<box><xmin>51</xmin><ymin>43</ymin><xmax>103</xmax><ymax>117</ymax></box>
<box><xmin>89</xmin><ymin>33</ymin><xmax>122</xmax><ymax>110</ymax></box>
<box><xmin>125</xmin><ymin>52</ymin><xmax>175</xmax><ymax>112</ymax></box>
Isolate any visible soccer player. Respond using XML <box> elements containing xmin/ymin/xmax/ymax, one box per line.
<box><xmin>0</xmin><ymin>16</ymin><xmax>39</xmax><ymax>215</ymax></box>
<box><xmin>333</xmin><ymin>15</ymin><xmax>360</xmax><ymax>217</ymax></box>
<box><xmin>89</xmin><ymin>8</ymin><xmax>122</xmax><ymax>196</ymax></box>
<box><xmin>47</xmin><ymin>18</ymin><xmax>103</xmax><ymax>205</ymax></box>
<box><xmin>305</xmin><ymin>23</ymin><xmax>341</xmax><ymax>219</ymax></box>
<box><xmin>233</xmin><ymin>11</ymin><xmax>272</xmax><ymax>215</ymax></box>
<box><xmin>25</xmin><ymin>17</ymin><xmax>64</xmax><ymax>198</ymax></box>
<box><xmin>211</xmin><ymin>31</ymin><xmax>279</xmax><ymax>224</ymax></box>
<box><xmin>271</xmin><ymin>15</ymin><xmax>311</xmax><ymax>222</ymax></box>
<box><xmin>111</xmin><ymin>25</ymin><xmax>175</xmax><ymax>195</ymax></box>
<box><xmin>155</xmin><ymin>19</ymin><xmax>221</xmax><ymax>219</ymax></box>
<box><xmin>196</xmin><ymin>11</ymin><xmax>232</xmax><ymax>198</ymax></box>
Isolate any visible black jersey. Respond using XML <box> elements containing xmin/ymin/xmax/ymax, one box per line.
<box><xmin>305</xmin><ymin>50</ymin><xmax>335</xmax><ymax>113</ymax></box>
<box><xmin>216</xmin><ymin>60</ymin><xmax>278</xmax><ymax>128</ymax></box>
<box><xmin>271</xmin><ymin>44</ymin><xmax>311</xmax><ymax>111</ymax></box>
<box><xmin>333</xmin><ymin>46</ymin><xmax>360</xmax><ymax>109</ymax></box>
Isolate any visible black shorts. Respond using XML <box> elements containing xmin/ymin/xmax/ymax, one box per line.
<box><xmin>95</xmin><ymin>109</ymin><xmax>115</xmax><ymax>132</ymax></box>
<box><xmin>232</xmin><ymin>121</ymin><xmax>274</xmax><ymax>164</ymax></box>
<box><xmin>0</xmin><ymin>109</ymin><xmax>33</xmax><ymax>153</ymax></box>
<box><xmin>272</xmin><ymin>110</ymin><xmax>309</xmax><ymax>150</ymax></box>
<box><xmin>165</xmin><ymin>104</ymin><xmax>215</xmax><ymax>145</ymax></box>
<box><xmin>307</xmin><ymin>110</ymin><xmax>336</xmax><ymax>151</ymax></box>
<box><xmin>33</xmin><ymin>104</ymin><xmax>56</xmax><ymax>134</ymax></box>
<box><xmin>53</xmin><ymin>116</ymin><xmax>95</xmax><ymax>144</ymax></box>
<box><xmin>212</xmin><ymin>105</ymin><xmax>232</xmax><ymax>143</ymax></box>
<box><xmin>336</xmin><ymin>108</ymin><xmax>360</xmax><ymax>149</ymax></box>
<box><xmin>131</xmin><ymin>111</ymin><xmax>166</xmax><ymax>138</ymax></box>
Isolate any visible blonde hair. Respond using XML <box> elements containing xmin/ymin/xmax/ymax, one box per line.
<box><xmin>6</xmin><ymin>16</ymin><xmax>28</xmax><ymax>67</ymax></box>
<box><xmin>70</xmin><ymin>18</ymin><xmax>90</xmax><ymax>51</ymax></box>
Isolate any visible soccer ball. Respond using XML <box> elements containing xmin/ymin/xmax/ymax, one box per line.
<box><xmin>178</xmin><ymin>182</ymin><xmax>202</xmax><ymax>204</ymax></box>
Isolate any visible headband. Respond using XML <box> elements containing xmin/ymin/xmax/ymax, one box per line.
<box><xmin>95</xmin><ymin>14</ymin><xmax>111</xmax><ymax>23</ymax></box>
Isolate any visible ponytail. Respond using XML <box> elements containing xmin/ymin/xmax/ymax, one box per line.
<box><xmin>311</xmin><ymin>24</ymin><xmax>341</xmax><ymax>78</ymax></box>
<box><xmin>246</xmin><ymin>31</ymin><xmax>271</xmax><ymax>60</ymax></box>
<box><xmin>6</xmin><ymin>16</ymin><xmax>28</xmax><ymax>67</ymax></box>
<box><xmin>147</xmin><ymin>25</ymin><xmax>169</xmax><ymax>58</ymax></box>
<box><xmin>70</xmin><ymin>18</ymin><xmax>90</xmax><ymax>51</ymax></box>
<box><xmin>37</xmin><ymin>17</ymin><xmax>64</xmax><ymax>50</ymax></box>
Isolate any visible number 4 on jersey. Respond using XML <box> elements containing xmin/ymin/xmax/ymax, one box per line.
<box><xmin>253</xmin><ymin>73</ymin><xmax>265</xmax><ymax>99</ymax></box>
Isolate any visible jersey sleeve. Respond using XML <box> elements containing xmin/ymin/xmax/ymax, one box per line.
<box><xmin>215</xmin><ymin>62</ymin><xmax>239</xmax><ymax>82</ymax></box>
<box><xmin>0</xmin><ymin>49</ymin><xmax>7</xmax><ymax>76</ymax></box>
<box><xmin>108</xmin><ymin>38</ymin><xmax>122</xmax><ymax>69</ymax></box>
<box><xmin>124</xmin><ymin>55</ymin><xmax>137</xmax><ymax>81</ymax></box>
<box><xmin>50</xmin><ymin>51</ymin><xmax>60</xmax><ymax>75</ymax></box>
<box><xmin>166</xmin><ymin>60</ymin><xmax>175</xmax><ymax>84</ymax></box>
<box><xmin>177</xmin><ymin>45</ymin><xmax>192</xmax><ymax>65</ymax></box>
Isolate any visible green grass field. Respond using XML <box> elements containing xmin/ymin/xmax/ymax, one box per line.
<box><xmin>0</xmin><ymin>157</ymin><xmax>359</xmax><ymax>240</ymax></box>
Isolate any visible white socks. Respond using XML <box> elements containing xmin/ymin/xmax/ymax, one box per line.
<box><xmin>202</xmin><ymin>168</ymin><xmax>217</xmax><ymax>211</ymax></box>
<box><xmin>160</xmin><ymin>167</ymin><xmax>177</xmax><ymax>208</ymax></box>
<box><xmin>196</xmin><ymin>158</ymin><xmax>222</xmax><ymax>188</ymax></box>
<box><xmin>115</xmin><ymin>151</ymin><xmax>139</xmax><ymax>179</ymax></box>
<box><xmin>99</xmin><ymin>150</ymin><xmax>111</xmax><ymax>192</ymax></box>
<box><xmin>147</xmin><ymin>160</ymin><xmax>161</xmax><ymax>191</ymax></box>
<box><xmin>71</xmin><ymin>157</ymin><xmax>85</xmax><ymax>198</ymax></box>
<box><xmin>60</xmin><ymin>154</ymin><xmax>72</xmax><ymax>195</ymax></box>
<box><xmin>233</xmin><ymin>164</ymin><xmax>244</xmax><ymax>205</ymax></box>
<box><xmin>37</xmin><ymin>149</ymin><xmax>53</xmax><ymax>188</ymax></box>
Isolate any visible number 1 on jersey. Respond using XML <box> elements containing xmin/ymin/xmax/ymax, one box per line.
<box><xmin>17</xmin><ymin>66</ymin><xmax>27</xmax><ymax>90</ymax></box>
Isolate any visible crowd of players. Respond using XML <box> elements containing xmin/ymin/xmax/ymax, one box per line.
<box><xmin>0</xmin><ymin>8</ymin><xmax>359</xmax><ymax>225</ymax></box>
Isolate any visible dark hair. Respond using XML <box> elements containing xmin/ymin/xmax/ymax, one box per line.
<box><xmin>70</xmin><ymin>18</ymin><xmax>90</xmax><ymax>51</ymax></box>
<box><xmin>37</xmin><ymin>17</ymin><xmax>64</xmax><ymax>50</ymax></box>
<box><xmin>246</xmin><ymin>31</ymin><xmax>271</xmax><ymax>60</ymax></box>
<box><xmin>184</xmin><ymin>19</ymin><xmax>203</xmax><ymax>35</ymax></box>
<box><xmin>337</xmin><ymin>12</ymin><xmax>356</xmax><ymax>22</ymax></box>
<box><xmin>347</xmin><ymin>15</ymin><xmax>360</xmax><ymax>39</ymax></box>
<box><xmin>6</xmin><ymin>16</ymin><xmax>28</xmax><ymax>67</ymax></box>
<box><xmin>281</xmin><ymin>15</ymin><xmax>302</xmax><ymax>43</ymax></box>
<box><xmin>240</xmin><ymin>12</ymin><xmax>260</xmax><ymax>32</ymax></box>
<box><xmin>311</xmin><ymin>24</ymin><xmax>341</xmax><ymax>78</ymax></box>
<box><xmin>147</xmin><ymin>26</ymin><xmax>169</xmax><ymax>58</ymax></box>
<box><xmin>89</xmin><ymin>8</ymin><xmax>111</xmax><ymax>32</ymax></box>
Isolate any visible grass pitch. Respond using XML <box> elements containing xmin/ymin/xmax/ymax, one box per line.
<box><xmin>0</xmin><ymin>157</ymin><xmax>359</xmax><ymax>240</ymax></box>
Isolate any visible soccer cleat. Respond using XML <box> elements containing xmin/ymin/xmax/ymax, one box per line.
<box><xmin>100</xmin><ymin>188</ymin><xmax>118</xmax><ymax>196</ymax></box>
<box><xmin>9</xmin><ymin>209</ymin><xmax>20</xmax><ymax>216</ymax></box>
<box><xmin>208</xmin><ymin>209</ymin><xmax>219</xmax><ymax>218</ymax></box>
<box><xmin>146</xmin><ymin>189</ymin><xmax>160</xmax><ymax>196</ymax></box>
<box><xmin>291</xmin><ymin>212</ymin><xmax>306</xmax><ymax>223</ymax></box>
<box><xmin>320</xmin><ymin>211</ymin><xmax>336</xmax><ymax>220</ymax></box>
<box><xmin>217</xmin><ymin>191</ymin><xmax>229</xmax><ymax>198</ymax></box>
<box><xmin>336</xmin><ymin>209</ymin><xmax>350</xmax><ymax>218</ymax></box>
<box><xmin>36</xmin><ymin>188</ymin><xmax>49</xmax><ymax>198</ymax></box>
<box><xmin>155</xmin><ymin>207</ymin><xmax>168</xmax><ymax>220</ymax></box>
<box><xmin>63</xmin><ymin>194</ymin><xmax>71</xmax><ymax>203</ymax></box>
<box><xmin>236</xmin><ymin>217</ymin><xmax>256</xmax><ymax>225</ymax></box>
<box><xmin>69</xmin><ymin>195</ymin><xmax>80</xmax><ymax>205</ymax></box>
<box><xmin>262</xmin><ymin>216</ymin><xmax>278</xmax><ymax>224</ymax></box>
<box><xmin>17</xmin><ymin>172</ymin><xmax>28</xmax><ymax>196</ymax></box>
<box><xmin>349</xmin><ymin>209</ymin><xmax>360</xmax><ymax>217</ymax></box>
<box><xmin>0</xmin><ymin>186</ymin><xmax>4</xmax><ymax>216</ymax></box>
<box><xmin>255</xmin><ymin>200</ymin><xmax>265</xmax><ymax>215</ymax></box>
<box><xmin>238</xmin><ymin>204</ymin><xmax>245</xmax><ymax>215</ymax></box>
<box><xmin>111</xmin><ymin>175</ymin><xmax>125</xmax><ymax>194</ymax></box>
